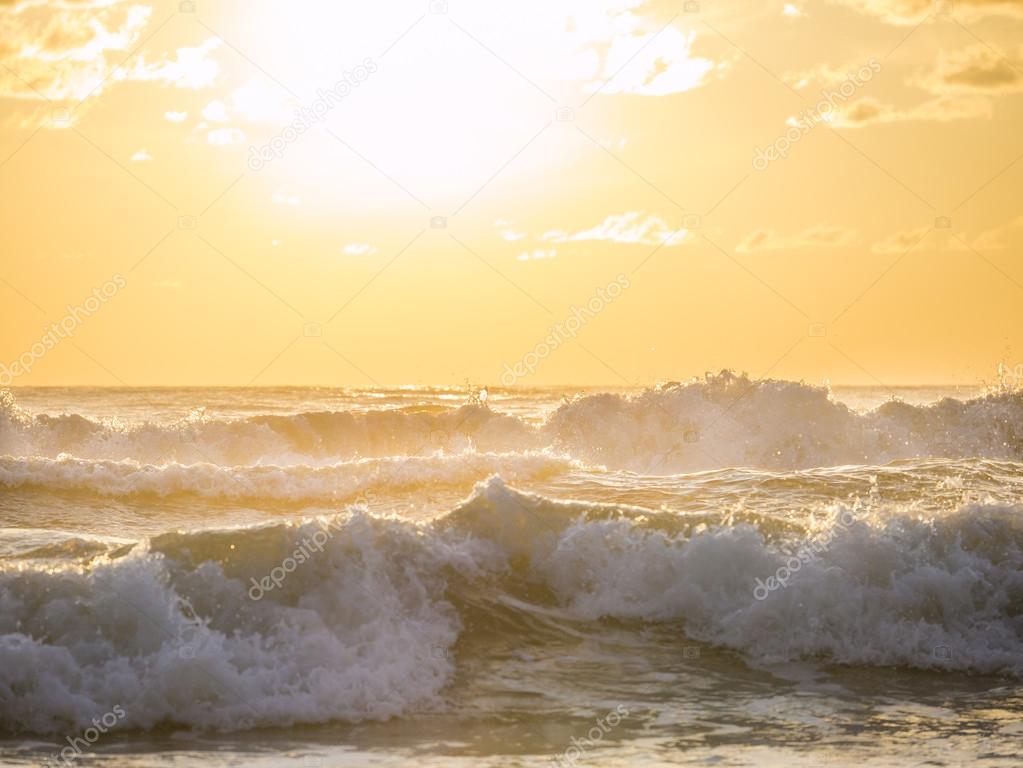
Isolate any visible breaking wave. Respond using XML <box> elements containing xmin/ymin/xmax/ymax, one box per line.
<box><xmin>0</xmin><ymin>451</ymin><xmax>575</xmax><ymax>504</ymax></box>
<box><xmin>3</xmin><ymin>478</ymin><xmax>1022</xmax><ymax>735</ymax></box>
<box><xmin>3</xmin><ymin>374</ymin><xmax>1021</xmax><ymax>471</ymax></box>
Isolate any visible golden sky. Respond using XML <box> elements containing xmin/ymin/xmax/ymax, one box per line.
<box><xmin>1</xmin><ymin>0</ymin><xmax>1021</xmax><ymax>387</ymax></box>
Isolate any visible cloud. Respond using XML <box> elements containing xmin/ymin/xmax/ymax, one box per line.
<box><xmin>834</xmin><ymin>94</ymin><xmax>993</xmax><ymax>126</ymax></box>
<box><xmin>830</xmin><ymin>46</ymin><xmax>1021</xmax><ymax>126</ymax></box>
<box><xmin>787</xmin><ymin>59</ymin><xmax>882</xmax><ymax>90</ymax></box>
<box><xmin>831</xmin><ymin>0</ymin><xmax>1023</xmax><ymax>25</ymax></box>
<box><xmin>271</xmin><ymin>191</ymin><xmax>300</xmax><ymax>206</ymax></box>
<box><xmin>201</xmin><ymin>99</ymin><xmax>229</xmax><ymax>122</ymax></box>
<box><xmin>341</xmin><ymin>243</ymin><xmax>377</xmax><ymax>256</ymax></box>
<box><xmin>970</xmin><ymin>214</ymin><xmax>1023</xmax><ymax>249</ymax></box>
<box><xmin>783</xmin><ymin>3</ymin><xmax>807</xmax><ymax>17</ymax></box>
<box><xmin>517</xmin><ymin>249</ymin><xmax>557</xmax><ymax>261</ymax></box>
<box><xmin>130</xmin><ymin>148</ymin><xmax>151</xmax><ymax>161</ymax></box>
<box><xmin>0</xmin><ymin>2</ymin><xmax>222</xmax><ymax>128</ymax></box>
<box><xmin>915</xmin><ymin>45</ymin><xmax>1023</xmax><ymax>94</ymax></box>
<box><xmin>736</xmin><ymin>225</ymin><xmax>857</xmax><ymax>253</ymax></box>
<box><xmin>164</xmin><ymin>110</ymin><xmax>188</xmax><ymax>122</ymax></box>
<box><xmin>207</xmin><ymin>127</ymin><xmax>245</xmax><ymax>145</ymax></box>
<box><xmin>500</xmin><ymin>229</ymin><xmax>527</xmax><ymax>241</ymax></box>
<box><xmin>229</xmin><ymin>78</ymin><xmax>293</xmax><ymax>124</ymax></box>
<box><xmin>493</xmin><ymin>219</ymin><xmax>527</xmax><ymax>241</ymax></box>
<box><xmin>0</xmin><ymin>1</ymin><xmax>152</xmax><ymax>102</ymax></box>
<box><xmin>544</xmin><ymin>212</ymin><xmax>688</xmax><ymax>246</ymax></box>
<box><xmin>590</xmin><ymin>26</ymin><xmax>717</xmax><ymax>96</ymax></box>
<box><xmin>126</xmin><ymin>38</ymin><xmax>221</xmax><ymax>89</ymax></box>
<box><xmin>868</xmin><ymin>221</ymin><xmax>1023</xmax><ymax>254</ymax></box>
<box><xmin>871</xmin><ymin>225</ymin><xmax>931</xmax><ymax>254</ymax></box>
<box><xmin>0</xmin><ymin>0</ymin><xmax>124</xmax><ymax>8</ymax></box>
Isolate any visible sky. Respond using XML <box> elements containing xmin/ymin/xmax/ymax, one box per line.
<box><xmin>1</xmin><ymin>0</ymin><xmax>1021</xmax><ymax>388</ymax></box>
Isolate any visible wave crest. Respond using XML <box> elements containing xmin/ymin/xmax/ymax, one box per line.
<box><xmin>3</xmin><ymin>478</ymin><xmax>1022</xmax><ymax>734</ymax></box>
<box><xmin>4</xmin><ymin>375</ymin><xmax>1021</xmax><ymax>471</ymax></box>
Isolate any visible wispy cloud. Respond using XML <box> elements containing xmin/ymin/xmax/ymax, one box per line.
<box><xmin>914</xmin><ymin>44</ymin><xmax>1023</xmax><ymax>94</ymax></box>
<box><xmin>342</xmin><ymin>243</ymin><xmax>377</xmax><ymax>256</ymax></box>
<box><xmin>737</xmin><ymin>225</ymin><xmax>857</xmax><ymax>253</ymax></box>
<box><xmin>125</xmin><ymin>38</ymin><xmax>221</xmax><ymax>90</ymax></box>
<box><xmin>517</xmin><ymin>248</ymin><xmax>557</xmax><ymax>261</ymax></box>
<box><xmin>201</xmin><ymin>100</ymin><xmax>230</xmax><ymax>122</ymax></box>
<box><xmin>0</xmin><ymin>2</ymin><xmax>221</xmax><ymax>121</ymax></box>
<box><xmin>544</xmin><ymin>212</ymin><xmax>688</xmax><ymax>247</ymax></box>
<box><xmin>590</xmin><ymin>25</ymin><xmax>718</xmax><ymax>96</ymax></box>
<box><xmin>834</xmin><ymin>94</ymin><xmax>992</xmax><ymax>126</ymax></box>
<box><xmin>832</xmin><ymin>0</ymin><xmax>1023</xmax><ymax>25</ymax></box>
<box><xmin>207</xmin><ymin>127</ymin><xmax>245</xmax><ymax>146</ymax></box>
<box><xmin>871</xmin><ymin>225</ymin><xmax>931</xmax><ymax>255</ymax></box>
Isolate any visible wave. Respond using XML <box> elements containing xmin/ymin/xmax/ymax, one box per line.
<box><xmin>0</xmin><ymin>390</ymin><xmax>536</xmax><ymax>467</ymax></box>
<box><xmin>0</xmin><ymin>451</ymin><xmax>574</xmax><ymax>504</ymax></box>
<box><xmin>544</xmin><ymin>373</ymin><xmax>1023</xmax><ymax>471</ymax></box>
<box><xmin>3</xmin><ymin>478</ymin><xmax>1021</xmax><ymax>734</ymax></box>
<box><xmin>3</xmin><ymin>374</ymin><xmax>1022</xmax><ymax>471</ymax></box>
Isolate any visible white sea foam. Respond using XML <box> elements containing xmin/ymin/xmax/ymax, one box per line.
<box><xmin>0</xmin><ymin>451</ymin><xmax>574</xmax><ymax>502</ymax></box>
<box><xmin>4</xmin><ymin>374</ymin><xmax>1020</xmax><ymax>471</ymax></box>
<box><xmin>0</xmin><ymin>511</ymin><xmax>468</xmax><ymax>734</ymax></box>
<box><xmin>3</xmin><ymin>478</ymin><xmax>1021</xmax><ymax>735</ymax></box>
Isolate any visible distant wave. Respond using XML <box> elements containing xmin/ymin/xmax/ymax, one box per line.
<box><xmin>0</xmin><ymin>389</ymin><xmax>536</xmax><ymax>466</ymax></box>
<box><xmin>0</xmin><ymin>451</ymin><xmax>575</xmax><ymax>503</ymax></box>
<box><xmin>3</xmin><ymin>374</ymin><xmax>1022</xmax><ymax>471</ymax></box>
<box><xmin>3</xmin><ymin>477</ymin><xmax>1021</xmax><ymax>734</ymax></box>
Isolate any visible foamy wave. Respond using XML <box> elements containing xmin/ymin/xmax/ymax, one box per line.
<box><xmin>0</xmin><ymin>511</ymin><xmax>470</xmax><ymax>734</ymax></box>
<box><xmin>472</xmin><ymin>481</ymin><xmax>1023</xmax><ymax>673</ymax></box>
<box><xmin>0</xmin><ymin>394</ymin><xmax>536</xmax><ymax>466</ymax></box>
<box><xmin>3</xmin><ymin>478</ymin><xmax>1022</xmax><ymax>734</ymax></box>
<box><xmin>4</xmin><ymin>374</ymin><xmax>1022</xmax><ymax>471</ymax></box>
<box><xmin>545</xmin><ymin>372</ymin><xmax>1023</xmax><ymax>471</ymax></box>
<box><xmin>0</xmin><ymin>451</ymin><xmax>573</xmax><ymax>503</ymax></box>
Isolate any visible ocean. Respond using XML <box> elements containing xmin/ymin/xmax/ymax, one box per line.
<box><xmin>1</xmin><ymin>374</ymin><xmax>1021</xmax><ymax>767</ymax></box>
